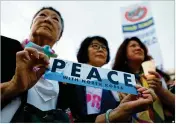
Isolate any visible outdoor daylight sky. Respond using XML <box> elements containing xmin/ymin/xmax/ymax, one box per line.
<box><xmin>1</xmin><ymin>1</ymin><xmax>174</xmax><ymax>71</ymax></box>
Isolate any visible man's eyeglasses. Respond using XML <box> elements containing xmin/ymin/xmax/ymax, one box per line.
<box><xmin>90</xmin><ymin>43</ymin><xmax>107</xmax><ymax>51</ymax></box>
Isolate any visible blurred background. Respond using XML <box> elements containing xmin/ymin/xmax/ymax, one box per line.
<box><xmin>1</xmin><ymin>1</ymin><xmax>174</xmax><ymax>79</ymax></box>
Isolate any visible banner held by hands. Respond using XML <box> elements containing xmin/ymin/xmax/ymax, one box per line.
<box><xmin>44</xmin><ymin>58</ymin><xmax>138</xmax><ymax>95</ymax></box>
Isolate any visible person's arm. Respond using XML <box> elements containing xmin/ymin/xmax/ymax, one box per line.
<box><xmin>95</xmin><ymin>104</ymin><xmax>131</xmax><ymax>123</ymax></box>
<box><xmin>1</xmin><ymin>80</ymin><xmax>20</xmax><ymax>101</ymax></box>
<box><xmin>1</xmin><ymin>48</ymin><xmax>49</xmax><ymax>101</ymax></box>
<box><xmin>147</xmin><ymin>71</ymin><xmax>175</xmax><ymax>110</ymax></box>
<box><xmin>95</xmin><ymin>85</ymin><xmax>154</xmax><ymax>123</ymax></box>
<box><xmin>155</xmin><ymin>87</ymin><xmax>175</xmax><ymax>110</ymax></box>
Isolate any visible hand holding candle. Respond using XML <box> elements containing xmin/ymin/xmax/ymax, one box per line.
<box><xmin>142</xmin><ymin>60</ymin><xmax>162</xmax><ymax>93</ymax></box>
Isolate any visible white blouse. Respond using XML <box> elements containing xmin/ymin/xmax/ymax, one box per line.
<box><xmin>1</xmin><ymin>79</ymin><xmax>59</xmax><ymax>123</ymax></box>
<box><xmin>27</xmin><ymin>78</ymin><xmax>59</xmax><ymax>111</ymax></box>
<box><xmin>27</xmin><ymin>58</ymin><xmax>59</xmax><ymax>111</ymax></box>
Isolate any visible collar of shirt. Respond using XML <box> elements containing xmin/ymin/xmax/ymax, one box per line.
<box><xmin>34</xmin><ymin>78</ymin><xmax>59</xmax><ymax>102</ymax></box>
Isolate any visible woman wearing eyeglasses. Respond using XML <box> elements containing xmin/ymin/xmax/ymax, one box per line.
<box><xmin>69</xmin><ymin>36</ymin><xmax>154</xmax><ymax>123</ymax></box>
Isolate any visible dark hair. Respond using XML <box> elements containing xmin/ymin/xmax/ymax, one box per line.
<box><xmin>112</xmin><ymin>37</ymin><xmax>152</xmax><ymax>72</ymax></box>
<box><xmin>31</xmin><ymin>7</ymin><xmax>64</xmax><ymax>39</ymax></box>
<box><xmin>77</xmin><ymin>36</ymin><xmax>110</xmax><ymax>64</ymax></box>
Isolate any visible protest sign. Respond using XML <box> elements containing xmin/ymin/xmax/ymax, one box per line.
<box><xmin>120</xmin><ymin>2</ymin><xmax>163</xmax><ymax>70</ymax></box>
<box><xmin>44</xmin><ymin>59</ymin><xmax>138</xmax><ymax>95</ymax></box>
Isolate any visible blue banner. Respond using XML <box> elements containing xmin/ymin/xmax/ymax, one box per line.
<box><xmin>44</xmin><ymin>59</ymin><xmax>138</xmax><ymax>95</ymax></box>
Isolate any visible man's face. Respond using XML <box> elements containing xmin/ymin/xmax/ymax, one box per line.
<box><xmin>30</xmin><ymin>9</ymin><xmax>62</xmax><ymax>47</ymax></box>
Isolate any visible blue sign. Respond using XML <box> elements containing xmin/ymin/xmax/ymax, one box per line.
<box><xmin>44</xmin><ymin>59</ymin><xmax>138</xmax><ymax>95</ymax></box>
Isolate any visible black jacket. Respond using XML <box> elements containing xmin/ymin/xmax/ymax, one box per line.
<box><xmin>1</xmin><ymin>36</ymin><xmax>23</xmax><ymax>109</ymax></box>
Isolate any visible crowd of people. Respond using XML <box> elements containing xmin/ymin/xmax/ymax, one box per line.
<box><xmin>1</xmin><ymin>6</ymin><xmax>175</xmax><ymax>123</ymax></box>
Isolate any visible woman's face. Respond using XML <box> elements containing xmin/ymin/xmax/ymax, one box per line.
<box><xmin>88</xmin><ymin>40</ymin><xmax>108</xmax><ymax>67</ymax></box>
<box><xmin>30</xmin><ymin>9</ymin><xmax>62</xmax><ymax>47</ymax></box>
<box><xmin>126</xmin><ymin>40</ymin><xmax>145</xmax><ymax>63</ymax></box>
